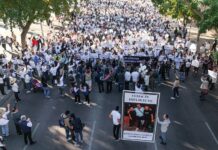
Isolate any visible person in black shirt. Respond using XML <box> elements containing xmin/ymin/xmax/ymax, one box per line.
<box><xmin>143</xmin><ymin>106</ymin><xmax>154</xmax><ymax>132</ymax></box>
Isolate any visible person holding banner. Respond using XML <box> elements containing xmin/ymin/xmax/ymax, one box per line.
<box><xmin>157</xmin><ymin>114</ymin><xmax>171</xmax><ymax>145</ymax></box>
<box><xmin>109</xmin><ymin>106</ymin><xmax>121</xmax><ymax>140</ymax></box>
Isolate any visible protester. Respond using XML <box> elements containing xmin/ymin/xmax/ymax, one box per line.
<box><xmin>109</xmin><ymin>106</ymin><xmax>121</xmax><ymax>140</ymax></box>
<box><xmin>11</xmin><ymin>106</ymin><xmax>22</xmax><ymax>135</ymax></box>
<box><xmin>11</xmin><ymin>79</ymin><xmax>21</xmax><ymax>102</ymax></box>
<box><xmin>200</xmin><ymin>76</ymin><xmax>209</xmax><ymax>100</ymax></box>
<box><xmin>171</xmin><ymin>77</ymin><xmax>180</xmax><ymax>100</ymax></box>
<box><xmin>0</xmin><ymin>104</ymin><xmax>10</xmax><ymax>137</ymax></box>
<box><xmin>157</xmin><ymin>114</ymin><xmax>171</xmax><ymax>145</ymax></box>
<box><xmin>19</xmin><ymin>115</ymin><xmax>36</xmax><ymax>145</ymax></box>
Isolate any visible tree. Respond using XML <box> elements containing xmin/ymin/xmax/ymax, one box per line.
<box><xmin>152</xmin><ymin>0</ymin><xmax>218</xmax><ymax>51</ymax></box>
<box><xmin>0</xmin><ymin>0</ymin><xmax>78</xmax><ymax>48</ymax></box>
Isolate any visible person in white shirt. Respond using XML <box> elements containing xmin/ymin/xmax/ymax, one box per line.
<box><xmin>158</xmin><ymin>114</ymin><xmax>171</xmax><ymax>145</ymax></box>
<box><xmin>24</xmin><ymin>74</ymin><xmax>31</xmax><ymax>93</ymax></box>
<box><xmin>57</xmin><ymin>75</ymin><xmax>65</xmax><ymax>96</ymax></box>
<box><xmin>11</xmin><ymin>79</ymin><xmax>21</xmax><ymax>102</ymax></box>
<box><xmin>124</xmin><ymin>70</ymin><xmax>131</xmax><ymax>90</ymax></box>
<box><xmin>131</xmin><ymin>70</ymin><xmax>139</xmax><ymax>90</ymax></box>
<box><xmin>109</xmin><ymin>106</ymin><xmax>121</xmax><ymax>140</ymax></box>
<box><xmin>0</xmin><ymin>104</ymin><xmax>10</xmax><ymax>137</ymax></box>
<box><xmin>50</xmin><ymin>63</ymin><xmax>60</xmax><ymax>85</ymax></box>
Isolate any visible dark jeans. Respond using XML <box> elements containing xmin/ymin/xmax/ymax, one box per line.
<box><xmin>84</xmin><ymin>94</ymin><xmax>90</xmax><ymax>103</ymax></box>
<box><xmin>118</xmin><ymin>82</ymin><xmax>124</xmax><ymax>92</ymax></box>
<box><xmin>74</xmin><ymin>94</ymin><xmax>80</xmax><ymax>103</ymax></box>
<box><xmin>106</xmin><ymin>81</ymin><xmax>112</xmax><ymax>93</ymax></box>
<box><xmin>113</xmin><ymin>124</ymin><xmax>120</xmax><ymax>140</ymax></box>
<box><xmin>124</xmin><ymin>81</ymin><xmax>130</xmax><ymax>90</ymax></box>
<box><xmin>0</xmin><ymin>84</ymin><xmax>5</xmax><ymax>95</ymax></box>
<box><xmin>4</xmin><ymin>78</ymin><xmax>10</xmax><ymax>90</ymax></box>
<box><xmin>173</xmin><ymin>87</ymin><xmax>179</xmax><ymax>97</ymax></box>
<box><xmin>137</xmin><ymin>116</ymin><xmax>144</xmax><ymax>129</ymax></box>
<box><xmin>97</xmin><ymin>82</ymin><xmax>104</xmax><ymax>93</ymax></box>
<box><xmin>14</xmin><ymin>92</ymin><xmax>21</xmax><ymax>102</ymax></box>
<box><xmin>15</xmin><ymin>123</ymin><xmax>22</xmax><ymax>135</ymax></box>
<box><xmin>0</xmin><ymin>146</ymin><xmax>6</xmax><ymax>150</ymax></box>
<box><xmin>23</xmin><ymin>132</ymin><xmax>34</xmax><ymax>144</ymax></box>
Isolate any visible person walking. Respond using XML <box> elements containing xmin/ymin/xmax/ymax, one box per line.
<box><xmin>11</xmin><ymin>106</ymin><xmax>22</xmax><ymax>135</ymax></box>
<box><xmin>11</xmin><ymin>79</ymin><xmax>21</xmax><ymax>102</ymax></box>
<box><xmin>124</xmin><ymin>69</ymin><xmax>131</xmax><ymax>90</ymax></box>
<box><xmin>171</xmin><ymin>77</ymin><xmax>180</xmax><ymax>100</ymax></box>
<box><xmin>71</xmin><ymin>114</ymin><xmax>84</xmax><ymax>146</ymax></box>
<box><xmin>41</xmin><ymin>74</ymin><xmax>50</xmax><ymax>98</ymax></box>
<box><xmin>95</xmin><ymin>69</ymin><xmax>104</xmax><ymax>93</ymax></box>
<box><xmin>19</xmin><ymin>115</ymin><xmax>36</xmax><ymax>145</ymax></box>
<box><xmin>57</xmin><ymin>74</ymin><xmax>65</xmax><ymax>97</ymax></box>
<box><xmin>109</xmin><ymin>106</ymin><xmax>121</xmax><ymax>140</ymax></box>
<box><xmin>157</xmin><ymin>114</ymin><xmax>171</xmax><ymax>145</ymax></box>
<box><xmin>71</xmin><ymin>83</ymin><xmax>81</xmax><ymax>104</ymax></box>
<box><xmin>62</xmin><ymin>110</ymin><xmax>73</xmax><ymax>142</ymax></box>
<box><xmin>80</xmin><ymin>83</ymin><xmax>90</xmax><ymax>105</ymax></box>
<box><xmin>200</xmin><ymin>76</ymin><xmax>209</xmax><ymax>101</ymax></box>
<box><xmin>0</xmin><ymin>75</ymin><xmax>6</xmax><ymax>96</ymax></box>
<box><xmin>0</xmin><ymin>104</ymin><xmax>10</xmax><ymax>137</ymax></box>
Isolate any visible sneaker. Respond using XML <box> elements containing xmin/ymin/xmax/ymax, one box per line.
<box><xmin>74</xmin><ymin>143</ymin><xmax>80</xmax><ymax>147</ymax></box>
<box><xmin>26</xmin><ymin>91</ymin><xmax>31</xmax><ymax>94</ymax></box>
<box><xmin>160</xmin><ymin>142</ymin><xmax>166</xmax><ymax>145</ymax></box>
<box><xmin>67</xmin><ymin>137</ymin><xmax>72</xmax><ymax>141</ymax></box>
<box><xmin>171</xmin><ymin>97</ymin><xmax>175</xmax><ymax>100</ymax></box>
<box><xmin>78</xmin><ymin>102</ymin><xmax>82</xmax><ymax>105</ymax></box>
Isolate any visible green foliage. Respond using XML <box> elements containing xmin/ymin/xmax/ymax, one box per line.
<box><xmin>152</xmin><ymin>0</ymin><xmax>218</xmax><ymax>33</ymax></box>
<box><xmin>199</xmin><ymin>0</ymin><xmax>218</xmax><ymax>33</ymax></box>
<box><xmin>212</xmin><ymin>51</ymin><xmax>218</xmax><ymax>64</ymax></box>
<box><xmin>0</xmin><ymin>0</ymin><xmax>77</xmax><ymax>29</ymax></box>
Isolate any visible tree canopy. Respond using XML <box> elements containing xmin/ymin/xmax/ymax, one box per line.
<box><xmin>152</xmin><ymin>0</ymin><xmax>218</xmax><ymax>34</ymax></box>
<box><xmin>0</xmin><ymin>0</ymin><xmax>78</xmax><ymax>47</ymax></box>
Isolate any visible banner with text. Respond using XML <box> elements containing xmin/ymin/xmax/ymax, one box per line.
<box><xmin>121</xmin><ymin>90</ymin><xmax>160</xmax><ymax>143</ymax></box>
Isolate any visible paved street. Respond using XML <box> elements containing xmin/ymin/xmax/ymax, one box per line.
<box><xmin>3</xmin><ymin>73</ymin><xmax>218</xmax><ymax>150</ymax></box>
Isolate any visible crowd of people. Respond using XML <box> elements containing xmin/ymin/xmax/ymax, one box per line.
<box><xmin>0</xmin><ymin>0</ymin><xmax>217</xmax><ymax>148</ymax></box>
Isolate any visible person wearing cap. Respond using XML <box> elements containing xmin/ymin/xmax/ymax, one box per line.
<box><xmin>19</xmin><ymin>115</ymin><xmax>36</xmax><ymax>145</ymax></box>
<box><xmin>109</xmin><ymin>106</ymin><xmax>121</xmax><ymax>140</ymax></box>
<box><xmin>11</xmin><ymin>79</ymin><xmax>21</xmax><ymax>102</ymax></box>
<box><xmin>171</xmin><ymin>77</ymin><xmax>180</xmax><ymax>100</ymax></box>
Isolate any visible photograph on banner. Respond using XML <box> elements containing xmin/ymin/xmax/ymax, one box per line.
<box><xmin>121</xmin><ymin>91</ymin><xmax>160</xmax><ymax>142</ymax></box>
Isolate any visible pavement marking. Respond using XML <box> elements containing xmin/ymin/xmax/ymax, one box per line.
<box><xmin>23</xmin><ymin>123</ymin><xmax>40</xmax><ymax>150</ymax></box>
<box><xmin>205</xmin><ymin>122</ymin><xmax>218</xmax><ymax>145</ymax></box>
<box><xmin>88</xmin><ymin>121</ymin><xmax>96</xmax><ymax>150</ymax></box>
<box><xmin>154</xmin><ymin>142</ymin><xmax>158</xmax><ymax>150</ymax></box>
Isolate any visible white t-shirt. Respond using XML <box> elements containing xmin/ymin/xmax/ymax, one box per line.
<box><xmin>131</xmin><ymin>71</ymin><xmax>139</xmax><ymax>82</ymax></box>
<box><xmin>110</xmin><ymin>110</ymin><xmax>121</xmax><ymax>125</ymax></box>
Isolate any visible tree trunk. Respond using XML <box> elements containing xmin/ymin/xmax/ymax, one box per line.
<box><xmin>196</xmin><ymin>30</ymin><xmax>201</xmax><ymax>52</ymax></box>
<box><xmin>21</xmin><ymin>21</ymin><xmax>32</xmax><ymax>49</ymax></box>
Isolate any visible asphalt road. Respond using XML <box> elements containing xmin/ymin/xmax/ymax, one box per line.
<box><xmin>4</xmin><ymin>74</ymin><xmax>218</xmax><ymax>150</ymax></box>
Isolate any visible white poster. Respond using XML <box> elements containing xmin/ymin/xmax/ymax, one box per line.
<box><xmin>121</xmin><ymin>91</ymin><xmax>160</xmax><ymax>143</ymax></box>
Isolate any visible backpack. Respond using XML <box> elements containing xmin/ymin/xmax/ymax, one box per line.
<box><xmin>58</xmin><ymin>114</ymin><xmax>65</xmax><ymax>128</ymax></box>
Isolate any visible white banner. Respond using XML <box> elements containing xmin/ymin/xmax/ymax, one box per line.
<box><xmin>121</xmin><ymin>91</ymin><xmax>160</xmax><ymax>143</ymax></box>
